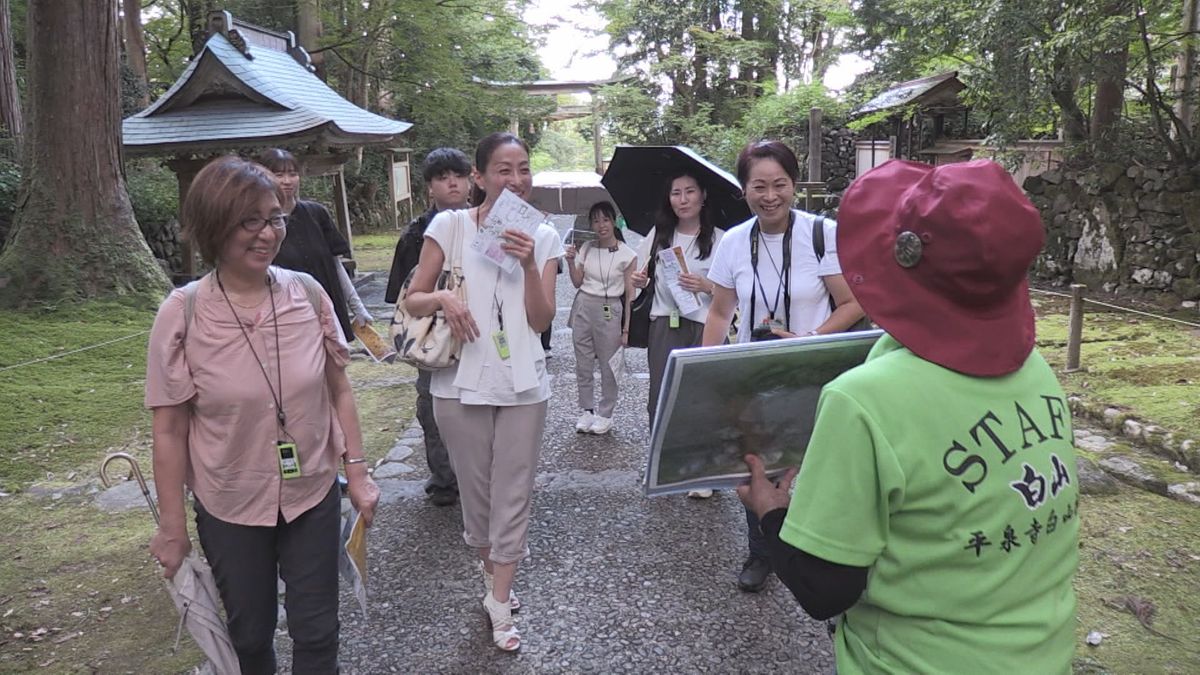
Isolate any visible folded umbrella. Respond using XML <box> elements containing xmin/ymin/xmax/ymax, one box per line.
<box><xmin>601</xmin><ymin>146</ymin><xmax>752</xmax><ymax>235</ymax></box>
<box><xmin>100</xmin><ymin>453</ymin><xmax>240</xmax><ymax>675</ymax></box>
<box><xmin>530</xmin><ymin>171</ymin><xmax>615</xmax><ymax>218</ymax></box>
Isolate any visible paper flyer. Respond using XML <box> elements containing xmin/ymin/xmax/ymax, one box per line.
<box><xmin>656</xmin><ymin>246</ymin><xmax>701</xmax><ymax>315</ymax></box>
<box><xmin>470</xmin><ymin>189</ymin><xmax>547</xmax><ymax>273</ymax></box>
<box><xmin>353</xmin><ymin>323</ymin><xmax>397</xmax><ymax>364</ymax></box>
<box><xmin>338</xmin><ymin>508</ymin><xmax>369</xmax><ymax>618</ymax></box>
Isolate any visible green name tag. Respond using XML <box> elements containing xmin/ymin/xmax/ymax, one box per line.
<box><xmin>277</xmin><ymin>442</ymin><xmax>301</xmax><ymax>479</ymax></box>
<box><xmin>669</xmin><ymin>309</ymin><xmax>680</xmax><ymax>329</ymax></box>
<box><xmin>602</xmin><ymin>304</ymin><xmax>613</xmax><ymax>321</ymax></box>
<box><xmin>492</xmin><ymin>330</ymin><xmax>511</xmax><ymax>360</ymax></box>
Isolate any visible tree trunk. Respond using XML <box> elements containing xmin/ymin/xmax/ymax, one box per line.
<box><xmin>1050</xmin><ymin>48</ymin><xmax>1088</xmax><ymax>141</ymax></box>
<box><xmin>298</xmin><ymin>0</ymin><xmax>324</xmax><ymax>78</ymax></box>
<box><xmin>121</xmin><ymin>0</ymin><xmax>149</xmax><ymax>107</ymax></box>
<box><xmin>1091</xmin><ymin>4</ymin><xmax>1129</xmax><ymax>145</ymax></box>
<box><xmin>0</xmin><ymin>0</ymin><xmax>169</xmax><ymax>306</ymax></box>
<box><xmin>183</xmin><ymin>0</ymin><xmax>218</xmax><ymax>57</ymax></box>
<box><xmin>0</xmin><ymin>0</ymin><xmax>21</xmax><ymax>149</ymax></box>
<box><xmin>1176</xmin><ymin>0</ymin><xmax>1199</xmax><ymax>134</ymax></box>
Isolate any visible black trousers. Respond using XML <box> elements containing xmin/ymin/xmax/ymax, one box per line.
<box><xmin>195</xmin><ymin>481</ymin><xmax>341</xmax><ymax>675</ymax></box>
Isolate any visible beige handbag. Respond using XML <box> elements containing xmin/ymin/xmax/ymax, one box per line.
<box><xmin>390</xmin><ymin>214</ymin><xmax>466</xmax><ymax>370</ymax></box>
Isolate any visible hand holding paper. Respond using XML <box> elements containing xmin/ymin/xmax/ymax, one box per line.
<box><xmin>656</xmin><ymin>246</ymin><xmax>702</xmax><ymax>315</ymax></box>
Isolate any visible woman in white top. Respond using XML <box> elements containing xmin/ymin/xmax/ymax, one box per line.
<box><xmin>405</xmin><ymin>132</ymin><xmax>563</xmax><ymax>652</ymax></box>
<box><xmin>565</xmin><ymin>201</ymin><xmax>637</xmax><ymax>435</ymax></box>
<box><xmin>630</xmin><ymin>171</ymin><xmax>727</xmax><ymax>423</ymax></box>
<box><xmin>703</xmin><ymin>139</ymin><xmax>864</xmax><ymax>594</ymax></box>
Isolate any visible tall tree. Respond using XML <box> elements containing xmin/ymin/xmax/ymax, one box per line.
<box><xmin>121</xmin><ymin>0</ymin><xmax>149</xmax><ymax>107</ymax></box>
<box><xmin>0</xmin><ymin>0</ymin><xmax>21</xmax><ymax>150</ymax></box>
<box><xmin>0</xmin><ymin>0</ymin><xmax>168</xmax><ymax>305</ymax></box>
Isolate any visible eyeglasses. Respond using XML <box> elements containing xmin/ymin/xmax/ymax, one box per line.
<box><xmin>239</xmin><ymin>214</ymin><xmax>288</xmax><ymax>232</ymax></box>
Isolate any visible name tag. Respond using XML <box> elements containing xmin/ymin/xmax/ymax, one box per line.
<box><xmin>278</xmin><ymin>442</ymin><xmax>302</xmax><ymax>479</ymax></box>
<box><xmin>492</xmin><ymin>330</ymin><xmax>511</xmax><ymax>360</ymax></box>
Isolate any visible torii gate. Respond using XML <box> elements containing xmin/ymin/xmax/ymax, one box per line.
<box><xmin>478</xmin><ymin>77</ymin><xmax>630</xmax><ymax>174</ymax></box>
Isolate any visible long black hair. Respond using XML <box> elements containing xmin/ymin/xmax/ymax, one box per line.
<box><xmin>469</xmin><ymin>132</ymin><xmax>531</xmax><ymax>207</ymax></box>
<box><xmin>654</xmin><ymin>170</ymin><xmax>716</xmax><ymax>260</ymax></box>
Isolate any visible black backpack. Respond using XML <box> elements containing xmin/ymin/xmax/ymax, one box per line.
<box><xmin>813</xmin><ymin>215</ymin><xmax>873</xmax><ymax>332</ymax></box>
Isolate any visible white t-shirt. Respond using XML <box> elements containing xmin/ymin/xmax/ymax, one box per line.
<box><xmin>635</xmin><ymin>226</ymin><xmax>726</xmax><ymax>323</ymax></box>
<box><xmin>707</xmin><ymin>210</ymin><xmax>842</xmax><ymax>343</ymax></box>
<box><xmin>424</xmin><ymin>210</ymin><xmax>564</xmax><ymax>405</ymax></box>
<box><xmin>574</xmin><ymin>241</ymin><xmax>636</xmax><ymax>298</ymax></box>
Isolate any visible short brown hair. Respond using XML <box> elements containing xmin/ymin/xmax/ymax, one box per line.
<box><xmin>735</xmin><ymin>140</ymin><xmax>801</xmax><ymax>187</ymax></box>
<box><xmin>258</xmin><ymin>148</ymin><xmax>300</xmax><ymax>174</ymax></box>
<box><xmin>181</xmin><ymin>156</ymin><xmax>283</xmax><ymax>266</ymax></box>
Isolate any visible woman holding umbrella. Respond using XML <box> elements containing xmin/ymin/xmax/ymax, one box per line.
<box><xmin>702</xmin><ymin>139</ymin><xmax>863</xmax><ymax>593</ymax></box>
<box><xmin>630</xmin><ymin>170</ymin><xmax>727</xmax><ymax>428</ymax></box>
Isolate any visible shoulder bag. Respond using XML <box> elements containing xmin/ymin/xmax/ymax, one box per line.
<box><xmin>813</xmin><ymin>215</ymin><xmax>873</xmax><ymax>332</ymax></box>
<box><xmin>390</xmin><ymin>214</ymin><xmax>467</xmax><ymax>369</ymax></box>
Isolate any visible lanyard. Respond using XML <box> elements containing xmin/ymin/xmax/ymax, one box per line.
<box><xmin>215</xmin><ymin>270</ymin><xmax>288</xmax><ymax>436</ymax></box>
<box><xmin>593</xmin><ymin>243</ymin><xmax>619</xmax><ymax>302</ymax></box>
<box><xmin>749</xmin><ymin>212</ymin><xmax>793</xmax><ymax>331</ymax></box>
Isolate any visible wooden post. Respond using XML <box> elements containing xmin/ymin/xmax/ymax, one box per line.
<box><xmin>592</xmin><ymin>96</ymin><xmax>604</xmax><ymax>174</ymax></box>
<box><xmin>807</xmin><ymin>107</ymin><xmax>822</xmax><ymax>182</ymax></box>
<box><xmin>332</xmin><ymin>167</ymin><xmax>354</xmax><ymax>271</ymax></box>
<box><xmin>1065</xmin><ymin>283</ymin><xmax>1086</xmax><ymax>372</ymax></box>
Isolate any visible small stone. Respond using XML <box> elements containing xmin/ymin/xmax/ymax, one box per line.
<box><xmin>1122</xmin><ymin>419</ymin><xmax>1144</xmax><ymax>439</ymax></box>
<box><xmin>372</xmin><ymin>462</ymin><xmax>415</xmax><ymax>479</ymax></box>
<box><xmin>1086</xmin><ymin>631</ymin><xmax>1104</xmax><ymax>646</ymax></box>
<box><xmin>385</xmin><ymin>444</ymin><xmax>414</xmax><ymax>463</ymax></box>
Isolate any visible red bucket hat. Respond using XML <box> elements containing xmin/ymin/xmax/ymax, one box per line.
<box><xmin>836</xmin><ymin>159</ymin><xmax>1045</xmax><ymax>377</ymax></box>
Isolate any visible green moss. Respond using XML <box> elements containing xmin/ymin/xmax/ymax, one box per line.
<box><xmin>0</xmin><ymin>498</ymin><xmax>203</xmax><ymax>674</ymax></box>
<box><xmin>1074</xmin><ymin>491</ymin><xmax>1200</xmax><ymax>672</ymax></box>
<box><xmin>351</xmin><ymin>232</ymin><xmax>400</xmax><ymax>273</ymax></box>
<box><xmin>0</xmin><ymin>302</ymin><xmax>157</xmax><ymax>492</ymax></box>
<box><xmin>344</xmin><ymin>358</ymin><xmax>418</xmax><ymax>462</ymax></box>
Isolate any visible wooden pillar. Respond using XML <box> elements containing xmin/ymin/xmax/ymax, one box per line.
<box><xmin>592</xmin><ymin>96</ymin><xmax>604</xmax><ymax>174</ymax></box>
<box><xmin>807</xmin><ymin>107</ymin><xmax>822</xmax><ymax>182</ymax></box>
<box><xmin>166</xmin><ymin>156</ymin><xmax>205</xmax><ymax>280</ymax></box>
<box><xmin>1065</xmin><ymin>284</ymin><xmax>1086</xmax><ymax>372</ymax></box>
<box><xmin>332</xmin><ymin>167</ymin><xmax>354</xmax><ymax>268</ymax></box>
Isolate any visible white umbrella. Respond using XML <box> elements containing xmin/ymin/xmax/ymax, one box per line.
<box><xmin>530</xmin><ymin>171</ymin><xmax>615</xmax><ymax>217</ymax></box>
<box><xmin>100</xmin><ymin>453</ymin><xmax>239</xmax><ymax>674</ymax></box>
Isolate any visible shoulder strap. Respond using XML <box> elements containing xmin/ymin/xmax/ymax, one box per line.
<box><xmin>181</xmin><ymin>278</ymin><xmax>204</xmax><ymax>334</ymax></box>
<box><xmin>812</xmin><ymin>215</ymin><xmax>826</xmax><ymax>261</ymax></box>
<box><xmin>295</xmin><ymin>271</ymin><xmax>324</xmax><ymax>315</ymax></box>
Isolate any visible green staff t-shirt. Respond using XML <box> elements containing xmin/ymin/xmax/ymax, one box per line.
<box><xmin>781</xmin><ymin>335</ymin><xmax>1079</xmax><ymax>674</ymax></box>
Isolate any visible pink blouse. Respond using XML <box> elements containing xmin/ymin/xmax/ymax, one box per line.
<box><xmin>144</xmin><ymin>268</ymin><xmax>350</xmax><ymax>526</ymax></box>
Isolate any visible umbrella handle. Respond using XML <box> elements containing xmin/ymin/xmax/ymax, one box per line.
<box><xmin>99</xmin><ymin>452</ymin><xmax>160</xmax><ymax>525</ymax></box>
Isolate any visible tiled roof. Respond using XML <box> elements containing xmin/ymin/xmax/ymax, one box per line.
<box><xmin>853</xmin><ymin>72</ymin><xmax>964</xmax><ymax>117</ymax></box>
<box><xmin>124</xmin><ymin>32</ymin><xmax>411</xmax><ymax>154</ymax></box>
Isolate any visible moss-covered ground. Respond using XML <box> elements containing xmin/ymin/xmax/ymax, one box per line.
<box><xmin>0</xmin><ymin>295</ymin><xmax>412</xmax><ymax>674</ymax></box>
<box><xmin>350</xmin><ymin>232</ymin><xmax>400</xmax><ymax>277</ymax></box>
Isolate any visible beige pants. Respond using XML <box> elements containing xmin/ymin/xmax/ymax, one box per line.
<box><xmin>570</xmin><ymin>291</ymin><xmax>625</xmax><ymax>418</ymax></box>
<box><xmin>432</xmin><ymin>397</ymin><xmax>548</xmax><ymax>564</ymax></box>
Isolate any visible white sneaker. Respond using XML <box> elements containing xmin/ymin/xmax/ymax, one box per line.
<box><xmin>687</xmin><ymin>489</ymin><xmax>714</xmax><ymax>499</ymax></box>
<box><xmin>575</xmin><ymin>411</ymin><xmax>594</xmax><ymax>433</ymax></box>
<box><xmin>589</xmin><ymin>415</ymin><xmax>613</xmax><ymax>434</ymax></box>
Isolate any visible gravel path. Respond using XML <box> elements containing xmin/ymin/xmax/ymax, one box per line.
<box><xmin>277</xmin><ymin>269</ymin><xmax>835</xmax><ymax>673</ymax></box>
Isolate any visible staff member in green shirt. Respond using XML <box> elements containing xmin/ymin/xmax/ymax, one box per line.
<box><xmin>739</xmin><ymin>159</ymin><xmax>1079</xmax><ymax>674</ymax></box>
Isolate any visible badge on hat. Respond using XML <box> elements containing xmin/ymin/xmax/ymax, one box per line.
<box><xmin>894</xmin><ymin>231</ymin><xmax>923</xmax><ymax>268</ymax></box>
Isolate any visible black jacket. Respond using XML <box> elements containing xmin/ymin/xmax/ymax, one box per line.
<box><xmin>273</xmin><ymin>200</ymin><xmax>353</xmax><ymax>339</ymax></box>
<box><xmin>385</xmin><ymin>207</ymin><xmax>438</xmax><ymax>304</ymax></box>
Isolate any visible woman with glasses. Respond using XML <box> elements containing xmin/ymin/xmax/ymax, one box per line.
<box><xmin>259</xmin><ymin>148</ymin><xmax>372</xmax><ymax>341</ymax></box>
<box><xmin>145</xmin><ymin>156</ymin><xmax>379</xmax><ymax>673</ymax></box>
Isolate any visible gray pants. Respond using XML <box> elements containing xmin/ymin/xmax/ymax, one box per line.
<box><xmin>432</xmin><ymin>397</ymin><xmax>549</xmax><ymax>564</ymax></box>
<box><xmin>646</xmin><ymin>315</ymin><xmax>705</xmax><ymax>423</ymax></box>
<box><xmin>416</xmin><ymin>369</ymin><xmax>455</xmax><ymax>492</ymax></box>
<box><xmin>570</xmin><ymin>292</ymin><xmax>624</xmax><ymax>418</ymax></box>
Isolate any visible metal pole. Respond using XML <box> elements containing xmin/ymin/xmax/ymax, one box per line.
<box><xmin>1065</xmin><ymin>283</ymin><xmax>1086</xmax><ymax>372</ymax></box>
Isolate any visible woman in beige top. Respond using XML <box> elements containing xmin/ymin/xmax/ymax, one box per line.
<box><xmin>145</xmin><ymin>156</ymin><xmax>379</xmax><ymax>674</ymax></box>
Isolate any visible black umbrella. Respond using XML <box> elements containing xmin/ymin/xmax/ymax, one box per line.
<box><xmin>601</xmin><ymin>145</ymin><xmax>752</xmax><ymax>235</ymax></box>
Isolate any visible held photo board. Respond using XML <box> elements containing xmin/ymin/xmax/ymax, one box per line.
<box><xmin>645</xmin><ymin>330</ymin><xmax>883</xmax><ymax>496</ymax></box>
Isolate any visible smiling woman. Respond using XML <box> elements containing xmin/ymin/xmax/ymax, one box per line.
<box><xmin>144</xmin><ymin>155</ymin><xmax>380</xmax><ymax>673</ymax></box>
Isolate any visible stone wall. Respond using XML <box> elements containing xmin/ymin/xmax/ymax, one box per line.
<box><xmin>792</xmin><ymin>127</ymin><xmax>858</xmax><ymax>213</ymax></box>
<box><xmin>138</xmin><ymin>217</ymin><xmax>184</xmax><ymax>276</ymax></box>
<box><xmin>1024</xmin><ymin>163</ymin><xmax>1200</xmax><ymax>307</ymax></box>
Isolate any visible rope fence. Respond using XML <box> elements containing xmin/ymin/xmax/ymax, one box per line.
<box><xmin>0</xmin><ymin>329</ymin><xmax>150</xmax><ymax>374</ymax></box>
<box><xmin>1031</xmin><ymin>284</ymin><xmax>1200</xmax><ymax>372</ymax></box>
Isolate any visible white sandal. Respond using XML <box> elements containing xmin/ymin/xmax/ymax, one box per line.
<box><xmin>480</xmin><ymin>561</ymin><xmax>521</xmax><ymax>612</ymax></box>
<box><xmin>482</xmin><ymin>592</ymin><xmax>521</xmax><ymax>652</ymax></box>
